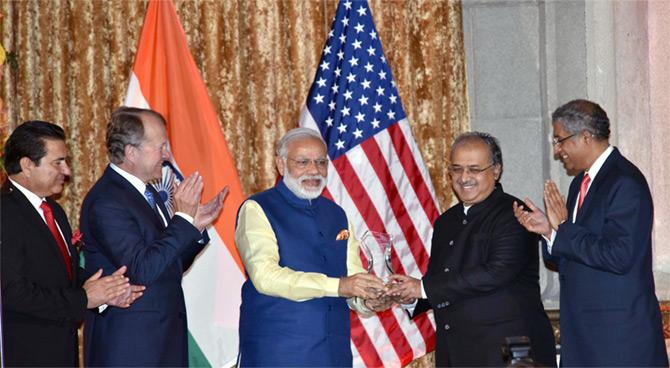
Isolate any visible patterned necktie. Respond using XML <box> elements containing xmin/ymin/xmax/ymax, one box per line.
<box><xmin>40</xmin><ymin>201</ymin><xmax>73</xmax><ymax>280</ymax></box>
<box><xmin>577</xmin><ymin>173</ymin><xmax>591</xmax><ymax>212</ymax></box>
<box><xmin>144</xmin><ymin>187</ymin><xmax>164</xmax><ymax>224</ymax></box>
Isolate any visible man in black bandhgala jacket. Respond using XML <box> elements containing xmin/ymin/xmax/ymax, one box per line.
<box><xmin>388</xmin><ymin>132</ymin><xmax>556</xmax><ymax>367</ymax></box>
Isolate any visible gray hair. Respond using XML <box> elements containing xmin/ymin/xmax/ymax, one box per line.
<box><xmin>451</xmin><ymin>131</ymin><xmax>503</xmax><ymax>181</ymax></box>
<box><xmin>551</xmin><ymin>99</ymin><xmax>610</xmax><ymax>140</ymax></box>
<box><xmin>106</xmin><ymin>107</ymin><xmax>166</xmax><ymax>164</ymax></box>
<box><xmin>276</xmin><ymin>127</ymin><xmax>327</xmax><ymax>158</ymax></box>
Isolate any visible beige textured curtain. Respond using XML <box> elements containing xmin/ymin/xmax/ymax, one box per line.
<box><xmin>0</xmin><ymin>0</ymin><xmax>468</xmax><ymax>365</ymax></box>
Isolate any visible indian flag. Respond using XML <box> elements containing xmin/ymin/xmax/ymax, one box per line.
<box><xmin>124</xmin><ymin>1</ymin><xmax>245</xmax><ymax>366</ymax></box>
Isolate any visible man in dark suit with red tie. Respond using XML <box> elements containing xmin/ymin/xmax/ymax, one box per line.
<box><xmin>1</xmin><ymin>120</ymin><xmax>143</xmax><ymax>367</ymax></box>
<box><xmin>514</xmin><ymin>99</ymin><xmax>668</xmax><ymax>366</ymax></box>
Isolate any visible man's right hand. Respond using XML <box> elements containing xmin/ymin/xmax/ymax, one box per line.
<box><xmin>174</xmin><ymin>173</ymin><xmax>204</xmax><ymax>218</ymax></box>
<box><xmin>83</xmin><ymin>266</ymin><xmax>131</xmax><ymax>309</ymax></box>
<box><xmin>338</xmin><ymin>273</ymin><xmax>385</xmax><ymax>299</ymax></box>
<box><xmin>386</xmin><ymin>274</ymin><xmax>421</xmax><ymax>304</ymax></box>
<box><xmin>513</xmin><ymin>198</ymin><xmax>552</xmax><ymax>238</ymax></box>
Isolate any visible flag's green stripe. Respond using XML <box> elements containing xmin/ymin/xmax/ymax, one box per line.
<box><xmin>188</xmin><ymin>331</ymin><xmax>212</xmax><ymax>368</ymax></box>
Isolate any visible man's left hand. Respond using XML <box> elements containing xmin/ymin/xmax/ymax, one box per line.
<box><xmin>107</xmin><ymin>284</ymin><xmax>146</xmax><ymax>308</ymax></box>
<box><xmin>193</xmin><ymin>186</ymin><xmax>229</xmax><ymax>232</ymax></box>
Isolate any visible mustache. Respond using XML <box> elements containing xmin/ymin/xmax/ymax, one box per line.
<box><xmin>298</xmin><ymin>175</ymin><xmax>326</xmax><ymax>183</ymax></box>
<box><xmin>457</xmin><ymin>179</ymin><xmax>476</xmax><ymax>186</ymax></box>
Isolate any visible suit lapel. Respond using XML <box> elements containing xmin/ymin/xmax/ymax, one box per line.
<box><xmin>575</xmin><ymin>148</ymin><xmax>620</xmax><ymax>223</ymax></box>
<box><xmin>105</xmin><ymin>166</ymin><xmax>166</xmax><ymax>229</ymax></box>
<box><xmin>5</xmin><ymin>182</ymin><xmax>74</xmax><ymax>280</ymax></box>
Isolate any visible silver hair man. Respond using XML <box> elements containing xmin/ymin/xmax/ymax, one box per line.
<box><xmin>276</xmin><ymin>127</ymin><xmax>329</xmax><ymax>200</ymax></box>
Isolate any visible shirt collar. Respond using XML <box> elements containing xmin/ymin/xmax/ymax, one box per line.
<box><xmin>585</xmin><ymin>145</ymin><xmax>614</xmax><ymax>180</ymax></box>
<box><xmin>110</xmin><ymin>163</ymin><xmax>148</xmax><ymax>196</ymax></box>
<box><xmin>8</xmin><ymin>177</ymin><xmax>45</xmax><ymax>212</ymax></box>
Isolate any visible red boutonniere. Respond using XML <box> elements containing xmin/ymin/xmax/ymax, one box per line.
<box><xmin>71</xmin><ymin>230</ymin><xmax>84</xmax><ymax>250</ymax></box>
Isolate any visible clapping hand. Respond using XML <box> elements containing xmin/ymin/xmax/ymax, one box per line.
<box><xmin>513</xmin><ymin>198</ymin><xmax>551</xmax><ymax>238</ymax></box>
<box><xmin>543</xmin><ymin>180</ymin><xmax>568</xmax><ymax>231</ymax></box>
<box><xmin>194</xmin><ymin>186</ymin><xmax>229</xmax><ymax>232</ymax></box>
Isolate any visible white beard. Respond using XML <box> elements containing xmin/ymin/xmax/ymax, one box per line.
<box><xmin>283</xmin><ymin>171</ymin><xmax>327</xmax><ymax>200</ymax></box>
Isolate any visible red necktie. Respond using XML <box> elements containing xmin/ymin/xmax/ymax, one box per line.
<box><xmin>577</xmin><ymin>173</ymin><xmax>591</xmax><ymax>212</ymax></box>
<box><xmin>40</xmin><ymin>201</ymin><xmax>73</xmax><ymax>280</ymax></box>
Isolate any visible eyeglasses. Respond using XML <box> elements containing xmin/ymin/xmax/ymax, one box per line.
<box><xmin>552</xmin><ymin>134</ymin><xmax>577</xmax><ymax>146</ymax></box>
<box><xmin>287</xmin><ymin>157</ymin><xmax>329</xmax><ymax>169</ymax></box>
<box><xmin>448</xmin><ymin>164</ymin><xmax>494</xmax><ymax>176</ymax></box>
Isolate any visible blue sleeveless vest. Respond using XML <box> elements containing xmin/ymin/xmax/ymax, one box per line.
<box><xmin>238</xmin><ymin>180</ymin><xmax>353</xmax><ymax>367</ymax></box>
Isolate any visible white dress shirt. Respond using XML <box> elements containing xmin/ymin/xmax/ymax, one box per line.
<box><xmin>109</xmin><ymin>163</ymin><xmax>194</xmax><ymax>226</ymax></box>
<box><xmin>9</xmin><ymin>178</ymin><xmax>70</xmax><ymax>255</ymax></box>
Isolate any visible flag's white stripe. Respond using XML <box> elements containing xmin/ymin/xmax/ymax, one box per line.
<box><xmin>397</xmin><ymin>119</ymin><xmax>441</xmax><ymax>210</ymax></box>
<box><xmin>326</xmin><ymin>154</ymin><xmax>412</xmax><ymax>367</ymax></box>
<box><xmin>358</xmin><ymin>315</ymin><xmax>402</xmax><ymax>367</ymax></box>
<box><xmin>124</xmin><ymin>73</ymin><xmax>184</xmax><ymax>175</ymax></box>
<box><xmin>374</xmin><ymin>129</ymin><xmax>434</xmax><ymax>272</ymax></box>
<box><xmin>343</xmin><ymin>146</ymin><xmax>425</xmax><ymax>279</ymax></box>
<box><xmin>351</xmin><ymin>343</ymin><xmax>365</xmax><ymax>368</ymax></box>
<box><xmin>391</xmin><ymin>305</ymin><xmax>427</xmax><ymax>360</ymax></box>
<box><xmin>183</xmin><ymin>229</ymin><xmax>244</xmax><ymax>368</ymax></box>
<box><xmin>341</xmin><ymin>145</ymin><xmax>432</xmax><ymax>358</ymax></box>
<box><xmin>124</xmin><ymin>73</ymin><xmax>151</xmax><ymax>109</ymax></box>
<box><xmin>128</xmin><ymin>83</ymin><xmax>243</xmax><ymax>367</ymax></box>
<box><xmin>370</xmin><ymin>123</ymin><xmax>438</xmax><ymax>354</ymax></box>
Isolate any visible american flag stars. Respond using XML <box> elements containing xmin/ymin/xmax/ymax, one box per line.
<box><xmin>305</xmin><ymin>0</ymin><xmax>406</xmax><ymax>159</ymax></box>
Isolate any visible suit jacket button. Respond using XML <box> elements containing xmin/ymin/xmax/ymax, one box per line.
<box><xmin>444</xmin><ymin>301</ymin><xmax>450</xmax><ymax>307</ymax></box>
<box><xmin>444</xmin><ymin>267</ymin><xmax>450</xmax><ymax>272</ymax></box>
<box><xmin>462</xmin><ymin>219</ymin><xmax>467</xmax><ymax>225</ymax></box>
<box><xmin>444</xmin><ymin>324</ymin><xmax>450</xmax><ymax>331</ymax></box>
<box><xmin>448</xmin><ymin>240</ymin><xmax>454</xmax><ymax>246</ymax></box>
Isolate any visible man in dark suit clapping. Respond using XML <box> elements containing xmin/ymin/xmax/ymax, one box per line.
<box><xmin>514</xmin><ymin>99</ymin><xmax>668</xmax><ymax>367</ymax></box>
<box><xmin>1</xmin><ymin>120</ymin><xmax>142</xmax><ymax>367</ymax></box>
<box><xmin>81</xmin><ymin>107</ymin><xmax>227</xmax><ymax>366</ymax></box>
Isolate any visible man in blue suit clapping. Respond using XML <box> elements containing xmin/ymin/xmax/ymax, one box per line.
<box><xmin>81</xmin><ymin>107</ymin><xmax>227</xmax><ymax>366</ymax></box>
<box><xmin>514</xmin><ymin>99</ymin><xmax>668</xmax><ymax>367</ymax></box>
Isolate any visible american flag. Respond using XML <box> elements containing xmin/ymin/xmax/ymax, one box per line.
<box><xmin>299</xmin><ymin>0</ymin><xmax>439</xmax><ymax>366</ymax></box>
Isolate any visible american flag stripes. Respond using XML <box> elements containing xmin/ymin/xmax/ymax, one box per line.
<box><xmin>299</xmin><ymin>0</ymin><xmax>439</xmax><ymax>366</ymax></box>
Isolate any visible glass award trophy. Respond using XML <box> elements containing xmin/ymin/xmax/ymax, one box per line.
<box><xmin>360</xmin><ymin>230</ymin><xmax>395</xmax><ymax>281</ymax></box>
